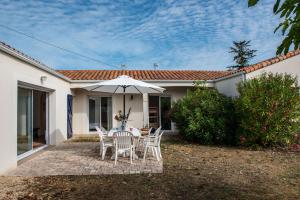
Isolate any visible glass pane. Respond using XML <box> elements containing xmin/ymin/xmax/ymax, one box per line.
<box><xmin>160</xmin><ymin>97</ymin><xmax>171</xmax><ymax>130</ymax></box>
<box><xmin>107</xmin><ymin>97</ymin><xmax>112</xmax><ymax>130</ymax></box>
<box><xmin>149</xmin><ymin>96</ymin><xmax>160</xmax><ymax>128</ymax></box>
<box><xmin>89</xmin><ymin>97</ymin><xmax>100</xmax><ymax>131</ymax></box>
<box><xmin>33</xmin><ymin>91</ymin><xmax>47</xmax><ymax>149</ymax></box>
<box><xmin>17</xmin><ymin>88</ymin><xmax>32</xmax><ymax>155</ymax></box>
<box><xmin>101</xmin><ymin>97</ymin><xmax>112</xmax><ymax>130</ymax></box>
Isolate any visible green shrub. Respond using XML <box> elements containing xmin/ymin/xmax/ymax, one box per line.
<box><xmin>236</xmin><ymin>73</ymin><xmax>300</xmax><ymax>147</ymax></box>
<box><xmin>171</xmin><ymin>83</ymin><xmax>235</xmax><ymax>145</ymax></box>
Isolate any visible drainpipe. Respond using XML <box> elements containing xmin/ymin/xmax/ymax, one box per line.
<box><xmin>242</xmin><ymin>72</ymin><xmax>246</xmax><ymax>82</ymax></box>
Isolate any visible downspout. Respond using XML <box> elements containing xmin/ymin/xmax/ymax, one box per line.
<box><xmin>242</xmin><ymin>72</ymin><xmax>246</xmax><ymax>82</ymax></box>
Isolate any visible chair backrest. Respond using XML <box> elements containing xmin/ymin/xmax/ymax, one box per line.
<box><xmin>150</xmin><ymin>131</ymin><xmax>164</xmax><ymax>146</ymax></box>
<box><xmin>157</xmin><ymin>131</ymin><xmax>164</xmax><ymax>146</ymax></box>
<box><xmin>100</xmin><ymin>126</ymin><xmax>107</xmax><ymax>134</ymax></box>
<box><xmin>95</xmin><ymin>126</ymin><xmax>105</xmax><ymax>141</ymax></box>
<box><xmin>113</xmin><ymin>131</ymin><xmax>133</xmax><ymax>150</ymax></box>
<box><xmin>153</xmin><ymin>126</ymin><xmax>162</xmax><ymax>137</ymax></box>
<box><xmin>148</xmin><ymin>127</ymin><xmax>153</xmax><ymax>136</ymax></box>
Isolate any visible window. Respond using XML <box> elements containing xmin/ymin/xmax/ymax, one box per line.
<box><xmin>89</xmin><ymin>97</ymin><xmax>112</xmax><ymax>131</ymax></box>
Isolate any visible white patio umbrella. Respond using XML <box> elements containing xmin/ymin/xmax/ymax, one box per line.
<box><xmin>82</xmin><ymin>75</ymin><xmax>165</xmax><ymax>129</ymax></box>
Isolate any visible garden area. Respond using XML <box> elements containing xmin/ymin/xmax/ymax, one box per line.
<box><xmin>0</xmin><ymin>136</ymin><xmax>300</xmax><ymax>199</ymax></box>
<box><xmin>171</xmin><ymin>73</ymin><xmax>300</xmax><ymax>149</ymax></box>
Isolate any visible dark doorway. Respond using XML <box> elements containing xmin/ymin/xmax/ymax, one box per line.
<box><xmin>149</xmin><ymin>96</ymin><xmax>172</xmax><ymax>130</ymax></box>
<box><xmin>67</xmin><ymin>95</ymin><xmax>73</xmax><ymax>139</ymax></box>
<box><xmin>160</xmin><ymin>96</ymin><xmax>171</xmax><ymax>130</ymax></box>
<box><xmin>149</xmin><ymin>96</ymin><xmax>160</xmax><ymax>128</ymax></box>
<box><xmin>32</xmin><ymin>90</ymin><xmax>47</xmax><ymax>149</ymax></box>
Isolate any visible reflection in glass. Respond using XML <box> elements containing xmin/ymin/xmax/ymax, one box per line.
<box><xmin>17</xmin><ymin>88</ymin><xmax>32</xmax><ymax>155</ymax></box>
<box><xmin>89</xmin><ymin>97</ymin><xmax>112</xmax><ymax>131</ymax></box>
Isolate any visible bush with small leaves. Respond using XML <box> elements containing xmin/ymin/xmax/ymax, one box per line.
<box><xmin>171</xmin><ymin>82</ymin><xmax>236</xmax><ymax>145</ymax></box>
<box><xmin>235</xmin><ymin>73</ymin><xmax>300</xmax><ymax>147</ymax></box>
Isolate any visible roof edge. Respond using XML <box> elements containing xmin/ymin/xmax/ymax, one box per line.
<box><xmin>70</xmin><ymin>79</ymin><xmax>214</xmax><ymax>83</ymax></box>
<box><xmin>214</xmin><ymin>49</ymin><xmax>300</xmax><ymax>80</ymax></box>
<box><xmin>0</xmin><ymin>42</ymin><xmax>71</xmax><ymax>82</ymax></box>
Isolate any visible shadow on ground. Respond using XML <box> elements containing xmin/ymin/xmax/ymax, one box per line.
<box><xmin>1</xmin><ymin>137</ymin><xmax>299</xmax><ymax>199</ymax></box>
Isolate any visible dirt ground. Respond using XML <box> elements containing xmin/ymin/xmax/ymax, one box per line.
<box><xmin>1</xmin><ymin>137</ymin><xmax>299</xmax><ymax>200</ymax></box>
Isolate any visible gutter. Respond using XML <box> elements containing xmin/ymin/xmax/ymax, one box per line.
<box><xmin>0</xmin><ymin>45</ymin><xmax>71</xmax><ymax>83</ymax></box>
<box><xmin>70</xmin><ymin>79</ymin><xmax>214</xmax><ymax>83</ymax></box>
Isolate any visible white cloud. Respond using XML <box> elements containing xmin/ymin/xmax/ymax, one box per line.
<box><xmin>0</xmin><ymin>0</ymin><xmax>282</xmax><ymax>70</ymax></box>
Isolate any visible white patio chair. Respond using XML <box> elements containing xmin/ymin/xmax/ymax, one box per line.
<box><xmin>100</xmin><ymin>126</ymin><xmax>108</xmax><ymax>135</ymax></box>
<box><xmin>113</xmin><ymin>131</ymin><xmax>135</xmax><ymax>165</ymax></box>
<box><xmin>143</xmin><ymin>126</ymin><xmax>161</xmax><ymax>145</ymax></box>
<box><xmin>96</xmin><ymin>126</ymin><xmax>113</xmax><ymax>160</ymax></box>
<box><xmin>137</xmin><ymin>127</ymin><xmax>153</xmax><ymax>150</ymax></box>
<box><xmin>143</xmin><ymin>131</ymin><xmax>164</xmax><ymax>162</ymax></box>
<box><xmin>153</xmin><ymin>126</ymin><xmax>162</xmax><ymax>136</ymax></box>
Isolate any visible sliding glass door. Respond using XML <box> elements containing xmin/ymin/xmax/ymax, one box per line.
<box><xmin>17</xmin><ymin>88</ymin><xmax>33</xmax><ymax>155</ymax></box>
<box><xmin>160</xmin><ymin>97</ymin><xmax>171</xmax><ymax>130</ymax></box>
<box><xmin>17</xmin><ymin>87</ymin><xmax>48</xmax><ymax>156</ymax></box>
<box><xmin>89</xmin><ymin>97</ymin><xmax>112</xmax><ymax>131</ymax></box>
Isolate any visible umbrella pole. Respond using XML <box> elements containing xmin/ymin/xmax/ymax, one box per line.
<box><xmin>122</xmin><ymin>86</ymin><xmax>126</xmax><ymax>130</ymax></box>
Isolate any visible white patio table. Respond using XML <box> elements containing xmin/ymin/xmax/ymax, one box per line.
<box><xmin>107</xmin><ymin>127</ymin><xmax>141</xmax><ymax>137</ymax></box>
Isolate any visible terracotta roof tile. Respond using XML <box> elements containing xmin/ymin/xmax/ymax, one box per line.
<box><xmin>56</xmin><ymin>69</ymin><xmax>230</xmax><ymax>81</ymax></box>
<box><xmin>216</xmin><ymin>49</ymin><xmax>300</xmax><ymax>79</ymax></box>
<box><xmin>242</xmin><ymin>49</ymin><xmax>300</xmax><ymax>73</ymax></box>
<box><xmin>2</xmin><ymin>40</ymin><xmax>298</xmax><ymax>82</ymax></box>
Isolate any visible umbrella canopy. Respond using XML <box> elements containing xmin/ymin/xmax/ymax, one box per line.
<box><xmin>83</xmin><ymin>75</ymin><xmax>165</xmax><ymax>94</ymax></box>
<box><xmin>82</xmin><ymin>75</ymin><xmax>165</xmax><ymax>129</ymax></box>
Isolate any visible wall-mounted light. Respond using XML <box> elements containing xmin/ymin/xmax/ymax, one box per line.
<box><xmin>131</xmin><ymin>95</ymin><xmax>134</xmax><ymax>100</ymax></box>
<box><xmin>40</xmin><ymin>76</ymin><xmax>47</xmax><ymax>84</ymax></box>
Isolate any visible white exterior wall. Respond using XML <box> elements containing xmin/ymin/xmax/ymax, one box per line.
<box><xmin>214</xmin><ymin>74</ymin><xmax>244</xmax><ymax>97</ymax></box>
<box><xmin>0</xmin><ymin>51</ymin><xmax>71</xmax><ymax>174</ymax></box>
<box><xmin>72</xmin><ymin>86</ymin><xmax>190</xmax><ymax>134</ymax></box>
<box><xmin>164</xmin><ymin>87</ymin><xmax>188</xmax><ymax>131</ymax></box>
<box><xmin>214</xmin><ymin>54</ymin><xmax>300</xmax><ymax>97</ymax></box>
<box><xmin>72</xmin><ymin>89</ymin><xmax>143</xmax><ymax>134</ymax></box>
<box><xmin>245</xmin><ymin>55</ymin><xmax>300</xmax><ymax>81</ymax></box>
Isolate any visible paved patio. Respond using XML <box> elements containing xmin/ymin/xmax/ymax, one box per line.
<box><xmin>6</xmin><ymin>142</ymin><xmax>163</xmax><ymax>176</ymax></box>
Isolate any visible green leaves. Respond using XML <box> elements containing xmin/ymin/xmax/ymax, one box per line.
<box><xmin>236</xmin><ymin>73</ymin><xmax>300</xmax><ymax>147</ymax></box>
<box><xmin>229</xmin><ymin>40</ymin><xmax>257</xmax><ymax>68</ymax></box>
<box><xmin>248</xmin><ymin>0</ymin><xmax>259</xmax><ymax>7</ymax></box>
<box><xmin>249</xmin><ymin>0</ymin><xmax>300</xmax><ymax>55</ymax></box>
<box><xmin>171</xmin><ymin>86</ymin><xmax>235</xmax><ymax>145</ymax></box>
<box><xmin>274</xmin><ymin>0</ymin><xmax>281</xmax><ymax>12</ymax></box>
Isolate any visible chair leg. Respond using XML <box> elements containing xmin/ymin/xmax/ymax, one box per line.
<box><xmin>114</xmin><ymin>148</ymin><xmax>118</xmax><ymax>166</ymax></box>
<box><xmin>143</xmin><ymin>147</ymin><xmax>148</xmax><ymax>162</ymax></box>
<box><xmin>99</xmin><ymin>143</ymin><xmax>102</xmax><ymax>156</ymax></box>
<box><xmin>130</xmin><ymin>148</ymin><xmax>133</xmax><ymax>164</ymax></box>
<box><xmin>154</xmin><ymin>147</ymin><xmax>160</xmax><ymax>161</ymax></box>
<box><xmin>158</xmin><ymin>146</ymin><xmax>162</xmax><ymax>159</ymax></box>
<box><xmin>151</xmin><ymin>147</ymin><xmax>155</xmax><ymax>157</ymax></box>
<box><xmin>102</xmin><ymin>147</ymin><xmax>106</xmax><ymax>160</ymax></box>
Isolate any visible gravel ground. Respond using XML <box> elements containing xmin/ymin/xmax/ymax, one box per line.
<box><xmin>0</xmin><ymin>137</ymin><xmax>299</xmax><ymax>200</ymax></box>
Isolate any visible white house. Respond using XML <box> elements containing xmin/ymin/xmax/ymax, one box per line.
<box><xmin>0</xmin><ymin>40</ymin><xmax>299</xmax><ymax>174</ymax></box>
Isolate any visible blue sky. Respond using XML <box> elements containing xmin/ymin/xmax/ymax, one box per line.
<box><xmin>0</xmin><ymin>0</ymin><xmax>282</xmax><ymax>70</ymax></box>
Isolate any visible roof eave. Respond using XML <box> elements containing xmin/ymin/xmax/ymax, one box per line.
<box><xmin>69</xmin><ymin>79</ymin><xmax>214</xmax><ymax>83</ymax></box>
<box><xmin>213</xmin><ymin>71</ymin><xmax>245</xmax><ymax>82</ymax></box>
<box><xmin>0</xmin><ymin>44</ymin><xmax>71</xmax><ymax>82</ymax></box>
